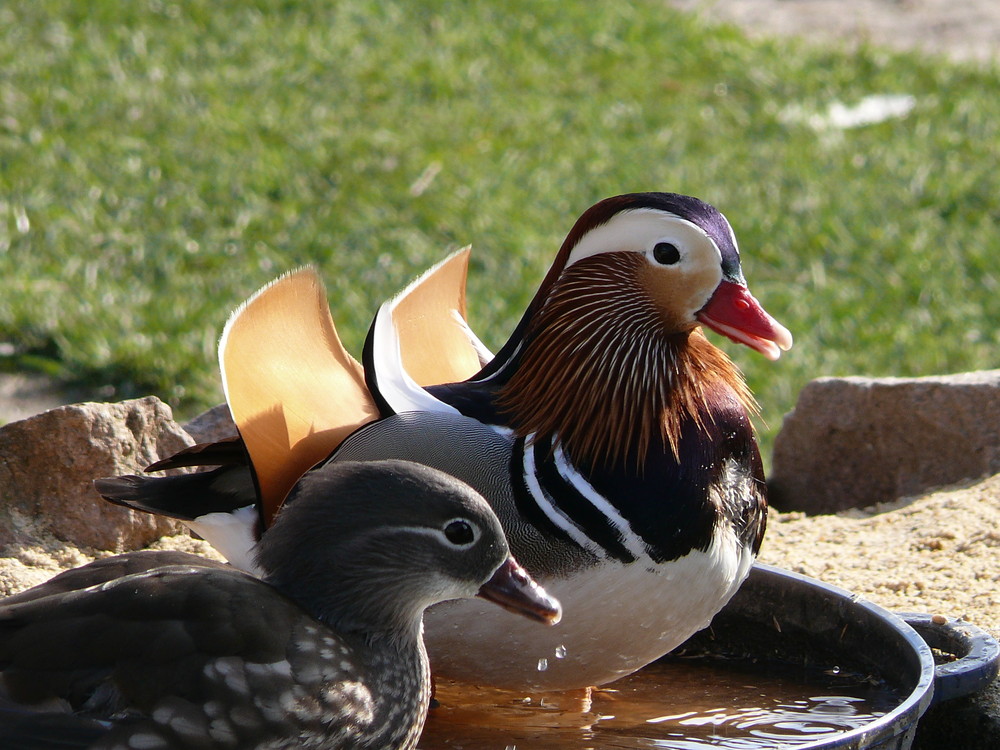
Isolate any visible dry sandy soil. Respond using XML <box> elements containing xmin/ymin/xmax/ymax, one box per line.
<box><xmin>670</xmin><ymin>0</ymin><xmax>1000</xmax><ymax>64</ymax></box>
<box><xmin>763</xmin><ymin>474</ymin><xmax>1000</xmax><ymax>632</ymax></box>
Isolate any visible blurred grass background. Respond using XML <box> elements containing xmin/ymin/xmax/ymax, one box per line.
<box><xmin>1</xmin><ymin>0</ymin><xmax>998</xmax><ymax>461</ymax></box>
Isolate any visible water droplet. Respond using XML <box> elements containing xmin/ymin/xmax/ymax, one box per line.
<box><xmin>536</xmin><ymin>657</ymin><xmax>548</xmax><ymax>672</ymax></box>
<box><xmin>554</xmin><ymin>644</ymin><xmax>567</xmax><ymax>659</ymax></box>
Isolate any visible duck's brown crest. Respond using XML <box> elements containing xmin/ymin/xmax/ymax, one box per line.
<box><xmin>496</xmin><ymin>253</ymin><xmax>757</xmax><ymax>469</ymax></box>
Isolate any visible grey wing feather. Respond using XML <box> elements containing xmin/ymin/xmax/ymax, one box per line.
<box><xmin>325</xmin><ymin>411</ymin><xmax>588</xmax><ymax>576</ymax></box>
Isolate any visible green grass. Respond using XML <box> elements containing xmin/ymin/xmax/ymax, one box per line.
<box><xmin>2</xmin><ymin>0</ymin><xmax>998</xmax><ymax>462</ymax></box>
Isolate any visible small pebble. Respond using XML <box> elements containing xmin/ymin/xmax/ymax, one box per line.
<box><xmin>931</xmin><ymin>614</ymin><xmax>948</xmax><ymax>625</ymax></box>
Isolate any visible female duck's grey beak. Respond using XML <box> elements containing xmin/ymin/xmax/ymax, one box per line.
<box><xmin>477</xmin><ymin>557</ymin><xmax>562</xmax><ymax>625</ymax></box>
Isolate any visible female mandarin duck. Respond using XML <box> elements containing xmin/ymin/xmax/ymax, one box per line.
<box><xmin>2</xmin><ymin>460</ymin><xmax>559</xmax><ymax>749</ymax></box>
<box><xmin>97</xmin><ymin>192</ymin><xmax>792</xmax><ymax>691</ymax></box>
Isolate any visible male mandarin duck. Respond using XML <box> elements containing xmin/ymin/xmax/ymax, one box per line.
<box><xmin>1</xmin><ymin>460</ymin><xmax>559</xmax><ymax>750</ymax></box>
<box><xmin>96</xmin><ymin>192</ymin><xmax>792</xmax><ymax>691</ymax></box>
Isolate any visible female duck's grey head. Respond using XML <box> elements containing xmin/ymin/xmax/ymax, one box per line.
<box><xmin>255</xmin><ymin>459</ymin><xmax>560</xmax><ymax>636</ymax></box>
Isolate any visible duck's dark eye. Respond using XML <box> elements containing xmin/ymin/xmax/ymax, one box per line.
<box><xmin>653</xmin><ymin>242</ymin><xmax>681</xmax><ymax>265</ymax></box>
<box><xmin>444</xmin><ymin>519</ymin><xmax>476</xmax><ymax>546</ymax></box>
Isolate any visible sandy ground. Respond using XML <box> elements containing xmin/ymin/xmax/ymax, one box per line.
<box><xmin>0</xmin><ymin>373</ymin><xmax>98</xmax><ymax>425</ymax></box>
<box><xmin>669</xmin><ymin>0</ymin><xmax>1000</xmax><ymax>64</ymax></box>
<box><xmin>762</xmin><ymin>474</ymin><xmax>1000</xmax><ymax>633</ymax></box>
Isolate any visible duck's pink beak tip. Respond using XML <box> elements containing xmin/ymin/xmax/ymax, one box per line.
<box><xmin>696</xmin><ymin>281</ymin><xmax>793</xmax><ymax>359</ymax></box>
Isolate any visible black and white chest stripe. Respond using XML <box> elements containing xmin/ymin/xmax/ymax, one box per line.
<box><xmin>511</xmin><ymin>433</ymin><xmax>744</xmax><ymax>566</ymax></box>
<box><xmin>512</xmin><ymin>435</ymin><xmax>642</xmax><ymax>564</ymax></box>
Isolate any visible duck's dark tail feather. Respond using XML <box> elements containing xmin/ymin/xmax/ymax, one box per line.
<box><xmin>94</xmin><ymin>464</ymin><xmax>257</xmax><ymax>522</ymax></box>
<box><xmin>145</xmin><ymin>435</ymin><xmax>246</xmax><ymax>472</ymax></box>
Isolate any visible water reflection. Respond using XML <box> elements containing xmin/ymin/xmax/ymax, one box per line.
<box><xmin>420</xmin><ymin>655</ymin><xmax>897</xmax><ymax>749</ymax></box>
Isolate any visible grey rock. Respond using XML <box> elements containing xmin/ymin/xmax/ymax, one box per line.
<box><xmin>0</xmin><ymin>397</ymin><xmax>190</xmax><ymax>552</ymax></box>
<box><xmin>769</xmin><ymin>371</ymin><xmax>1000</xmax><ymax>513</ymax></box>
<box><xmin>183</xmin><ymin>402</ymin><xmax>237</xmax><ymax>444</ymax></box>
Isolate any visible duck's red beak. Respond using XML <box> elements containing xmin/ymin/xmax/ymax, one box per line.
<box><xmin>696</xmin><ymin>281</ymin><xmax>793</xmax><ymax>360</ymax></box>
<box><xmin>477</xmin><ymin>557</ymin><xmax>562</xmax><ymax>625</ymax></box>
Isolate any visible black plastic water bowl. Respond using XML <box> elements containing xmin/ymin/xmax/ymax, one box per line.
<box><xmin>422</xmin><ymin>564</ymin><xmax>998</xmax><ymax>749</ymax></box>
<box><xmin>686</xmin><ymin>563</ymin><xmax>1000</xmax><ymax>749</ymax></box>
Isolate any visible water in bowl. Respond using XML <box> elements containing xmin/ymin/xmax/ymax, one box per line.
<box><xmin>420</xmin><ymin>652</ymin><xmax>899</xmax><ymax>749</ymax></box>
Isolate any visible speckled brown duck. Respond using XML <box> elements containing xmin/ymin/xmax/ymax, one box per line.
<box><xmin>0</xmin><ymin>460</ymin><xmax>560</xmax><ymax>749</ymax></box>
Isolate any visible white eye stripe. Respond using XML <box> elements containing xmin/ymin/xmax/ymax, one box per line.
<box><xmin>388</xmin><ymin>521</ymin><xmax>481</xmax><ymax>549</ymax></box>
<box><xmin>565</xmin><ymin>208</ymin><xmax>722</xmax><ymax>269</ymax></box>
